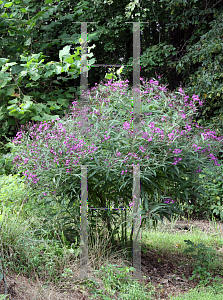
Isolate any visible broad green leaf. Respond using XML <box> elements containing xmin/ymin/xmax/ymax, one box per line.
<box><xmin>6</xmin><ymin>87</ymin><xmax>15</xmax><ymax>96</ymax></box>
<box><xmin>21</xmin><ymin>100</ymin><xmax>33</xmax><ymax>110</ymax></box>
<box><xmin>73</xmin><ymin>60</ymin><xmax>81</xmax><ymax>68</ymax></box>
<box><xmin>55</xmin><ymin>65</ymin><xmax>63</xmax><ymax>74</ymax></box>
<box><xmin>31</xmin><ymin>115</ymin><xmax>43</xmax><ymax>121</ymax></box>
<box><xmin>42</xmin><ymin>113</ymin><xmax>53</xmax><ymax>120</ymax></box>
<box><xmin>7</xmin><ymin>104</ymin><xmax>18</xmax><ymax>111</ymax></box>
<box><xmin>59</xmin><ymin>45</ymin><xmax>71</xmax><ymax>62</ymax></box>
<box><xmin>64</xmin><ymin>57</ymin><xmax>74</xmax><ymax>64</ymax></box>
<box><xmin>0</xmin><ymin>79</ymin><xmax>11</xmax><ymax>88</ymax></box>
<box><xmin>8</xmin><ymin>99</ymin><xmax>18</xmax><ymax>104</ymax></box>
<box><xmin>44</xmin><ymin>69</ymin><xmax>54</xmax><ymax>77</ymax></box>
<box><xmin>62</xmin><ymin>62</ymin><xmax>70</xmax><ymax>72</ymax></box>
<box><xmin>23</xmin><ymin>95</ymin><xmax>32</xmax><ymax>101</ymax></box>
<box><xmin>105</xmin><ymin>73</ymin><xmax>117</xmax><ymax>80</ymax></box>
<box><xmin>50</xmin><ymin>115</ymin><xmax>60</xmax><ymax>120</ymax></box>
<box><xmin>8</xmin><ymin>109</ymin><xmax>20</xmax><ymax>117</ymax></box>
<box><xmin>88</xmin><ymin>58</ymin><xmax>95</xmax><ymax>65</ymax></box>
<box><xmin>57</xmin><ymin>98</ymin><xmax>67</xmax><ymax>105</ymax></box>
<box><xmin>0</xmin><ymin>58</ymin><xmax>9</xmax><ymax>67</ymax></box>
<box><xmin>5</xmin><ymin>62</ymin><xmax>17</xmax><ymax>67</ymax></box>
<box><xmin>4</xmin><ymin>2</ymin><xmax>13</xmax><ymax>8</ymax></box>
<box><xmin>29</xmin><ymin>72</ymin><xmax>40</xmax><ymax>81</ymax></box>
<box><xmin>20</xmin><ymin>70</ymin><xmax>28</xmax><ymax>77</ymax></box>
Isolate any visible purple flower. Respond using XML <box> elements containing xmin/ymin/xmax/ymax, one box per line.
<box><xmin>164</xmin><ymin>198</ymin><xmax>176</xmax><ymax>204</ymax></box>
<box><xmin>129</xmin><ymin>201</ymin><xmax>135</xmax><ymax>207</ymax></box>
<box><xmin>172</xmin><ymin>149</ymin><xmax>182</xmax><ymax>155</ymax></box>
<box><xmin>123</xmin><ymin>122</ymin><xmax>131</xmax><ymax>130</ymax></box>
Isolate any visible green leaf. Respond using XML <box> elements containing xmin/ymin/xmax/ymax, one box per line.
<box><xmin>56</xmin><ymin>98</ymin><xmax>67</xmax><ymax>106</ymax></box>
<box><xmin>50</xmin><ymin>105</ymin><xmax>59</xmax><ymax>110</ymax></box>
<box><xmin>20</xmin><ymin>70</ymin><xmax>28</xmax><ymax>77</ymax></box>
<box><xmin>40</xmin><ymin>111</ymin><xmax>50</xmax><ymax>118</ymax></box>
<box><xmin>4</xmin><ymin>2</ymin><xmax>13</xmax><ymax>8</ymax></box>
<box><xmin>50</xmin><ymin>115</ymin><xmax>60</xmax><ymax>120</ymax></box>
<box><xmin>64</xmin><ymin>57</ymin><xmax>74</xmax><ymax>64</ymax></box>
<box><xmin>55</xmin><ymin>65</ymin><xmax>63</xmax><ymax>74</ymax></box>
<box><xmin>8</xmin><ymin>109</ymin><xmax>20</xmax><ymax>117</ymax></box>
<box><xmin>105</xmin><ymin>73</ymin><xmax>117</xmax><ymax>80</ymax></box>
<box><xmin>88</xmin><ymin>58</ymin><xmax>95</xmax><ymax>65</ymax></box>
<box><xmin>31</xmin><ymin>115</ymin><xmax>43</xmax><ymax>121</ymax></box>
<box><xmin>29</xmin><ymin>72</ymin><xmax>40</xmax><ymax>81</ymax></box>
<box><xmin>23</xmin><ymin>95</ymin><xmax>31</xmax><ymax>101</ymax></box>
<box><xmin>6</xmin><ymin>87</ymin><xmax>15</xmax><ymax>96</ymax></box>
<box><xmin>184</xmin><ymin>240</ymin><xmax>194</xmax><ymax>246</ymax></box>
<box><xmin>21</xmin><ymin>100</ymin><xmax>33</xmax><ymax>110</ymax></box>
<box><xmin>0</xmin><ymin>73</ymin><xmax>11</xmax><ymax>88</ymax></box>
<box><xmin>59</xmin><ymin>45</ymin><xmax>71</xmax><ymax>62</ymax></box>
<box><xmin>8</xmin><ymin>118</ymin><xmax>16</xmax><ymax>125</ymax></box>
<box><xmin>24</xmin><ymin>37</ymin><xmax>31</xmax><ymax>46</ymax></box>
<box><xmin>144</xmin><ymin>196</ymin><xmax>148</xmax><ymax>211</ymax></box>
<box><xmin>174</xmin><ymin>165</ymin><xmax>179</xmax><ymax>174</ymax></box>
<box><xmin>7</xmin><ymin>104</ymin><xmax>18</xmax><ymax>111</ymax></box>
<box><xmin>0</xmin><ymin>58</ymin><xmax>9</xmax><ymax>67</ymax></box>
<box><xmin>6</xmin><ymin>62</ymin><xmax>17</xmax><ymax>67</ymax></box>
<box><xmin>8</xmin><ymin>99</ymin><xmax>18</xmax><ymax>104</ymax></box>
<box><xmin>44</xmin><ymin>69</ymin><xmax>54</xmax><ymax>77</ymax></box>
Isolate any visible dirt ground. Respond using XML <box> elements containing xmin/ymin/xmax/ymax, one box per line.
<box><xmin>140</xmin><ymin>218</ymin><xmax>223</xmax><ymax>299</ymax></box>
<box><xmin>0</xmin><ymin>270</ymin><xmax>90</xmax><ymax>300</ymax></box>
<box><xmin>1</xmin><ymin>219</ymin><xmax>223</xmax><ymax>300</ymax></box>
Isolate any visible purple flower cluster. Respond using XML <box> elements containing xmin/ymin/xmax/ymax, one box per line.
<box><xmin>11</xmin><ymin>76</ymin><xmax>223</xmax><ymax>198</ymax></box>
<box><xmin>164</xmin><ymin>198</ymin><xmax>176</xmax><ymax>204</ymax></box>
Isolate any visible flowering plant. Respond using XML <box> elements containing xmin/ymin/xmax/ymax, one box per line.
<box><xmin>9</xmin><ymin>76</ymin><xmax>223</xmax><ymax>242</ymax></box>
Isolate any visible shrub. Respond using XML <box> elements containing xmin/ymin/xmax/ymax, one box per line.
<box><xmin>8</xmin><ymin>77</ymin><xmax>223</xmax><ymax>244</ymax></box>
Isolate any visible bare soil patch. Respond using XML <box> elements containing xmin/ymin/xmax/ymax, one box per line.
<box><xmin>141</xmin><ymin>248</ymin><xmax>198</xmax><ymax>299</ymax></box>
<box><xmin>0</xmin><ymin>270</ymin><xmax>90</xmax><ymax>300</ymax></box>
<box><xmin>164</xmin><ymin>218</ymin><xmax>223</xmax><ymax>237</ymax></box>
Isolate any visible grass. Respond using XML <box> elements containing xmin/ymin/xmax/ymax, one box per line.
<box><xmin>141</xmin><ymin>220</ymin><xmax>223</xmax><ymax>259</ymax></box>
<box><xmin>1</xmin><ymin>174</ymin><xmax>223</xmax><ymax>299</ymax></box>
<box><xmin>169</xmin><ymin>280</ymin><xmax>223</xmax><ymax>299</ymax></box>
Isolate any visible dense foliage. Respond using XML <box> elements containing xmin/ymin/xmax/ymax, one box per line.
<box><xmin>0</xmin><ymin>0</ymin><xmax>222</xmax><ymax>224</ymax></box>
<box><xmin>0</xmin><ymin>0</ymin><xmax>222</xmax><ymax>160</ymax></box>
